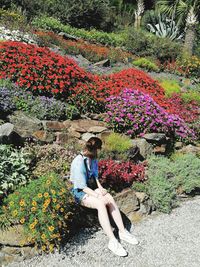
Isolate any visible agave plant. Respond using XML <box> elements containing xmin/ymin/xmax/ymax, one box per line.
<box><xmin>147</xmin><ymin>13</ymin><xmax>184</xmax><ymax>40</ymax></box>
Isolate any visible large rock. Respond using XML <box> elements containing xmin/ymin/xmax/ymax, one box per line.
<box><xmin>0</xmin><ymin>123</ymin><xmax>23</xmax><ymax>145</ymax></box>
<box><xmin>67</xmin><ymin>119</ymin><xmax>106</xmax><ymax>130</ymax></box>
<box><xmin>143</xmin><ymin>133</ymin><xmax>167</xmax><ymax>143</ymax></box>
<box><xmin>93</xmin><ymin>59</ymin><xmax>110</xmax><ymax>67</ymax></box>
<box><xmin>42</xmin><ymin>121</ymin><xmax>66</xmax><ymax>131</ymax></box>
<box><xmin>32</xmin><ymin>130</ymin><xmax>55</xmax><ymax>143</ymax></box>
<box><xmin>114</xmin><ymin>189</ymin><xmax>140</xmax><ymax>220</ymax></box>
<box><xmin>81</xmin><ymin>132</ymin><xmax>96</xmax><ymax>141</ymax></box>
<box><xmin>0</xmin><ymin>246</ymin><xmax>38</xmax><ymax>266</ymax></box>
<box><xmin>58</xmin><ymin>32</ymin><xmax>80</xmax><ymax>41</ymax></box>
<box><xmin>132</xmin><ymin>138</ymin><xmax>153</xmax><ymax>159</ymax></box>
<box><xmin>0</xmin><ymin>225</ymin><xmax>31</xmax><ymax>246</ymax></box>
<box><xmin>178</xmin><ymin>144</ymin><xmax>200</xmax><ymax>155</ymax></box>
<box><xmin>8</xmin><ymin>111</ymin><xmax>43</xmax><ymax>139</ymax></box>
<box><xmin>87</xmin><ymin>126</ymin><xmax>107</xmax><ymax>133</ymax></box>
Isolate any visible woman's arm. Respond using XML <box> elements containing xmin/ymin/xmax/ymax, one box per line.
<box><xmin>83</xmin><ymin>186</ymin><xmax>99</xmax><ymax>198</ymax></box>
<box><xmin>96</xmin><ymin>179</ymin><xmax>107</xmax><ymax>195</ymax></box>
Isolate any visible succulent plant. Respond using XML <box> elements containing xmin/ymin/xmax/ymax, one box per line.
<box><xmin>147</xmin><ymin>13</ymin><xmax>183</xmax><ymax>41</ymax></box>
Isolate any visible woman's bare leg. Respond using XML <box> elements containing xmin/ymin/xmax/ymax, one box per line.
<box><xmin>95</xmin><ymin>189</ymin><xmax>126</xmax><ymax>233</ymax></box>
<box><xmin>81</xmin><ymin>195</ymin><xmax>115</xmax><ymax>240</ymax></box>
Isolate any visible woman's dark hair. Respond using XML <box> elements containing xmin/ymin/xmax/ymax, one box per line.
<box><xmin>83</xmin><ymin>137</ymin><xmax>102</xmax><ymax>158</ymax></box>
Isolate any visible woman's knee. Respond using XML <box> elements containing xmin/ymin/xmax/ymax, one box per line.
<box><xmin>105</xmin><ymin>193</ymin><xmax>115</xmax><ymax>204</ymax></box>
<box><xmin>96</xmin><ymin>198</ymin><xmax>107</xmax><ymax>209</ymax></box>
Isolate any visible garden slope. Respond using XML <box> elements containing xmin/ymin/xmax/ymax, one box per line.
<box><xmin>8</xmin><ymin>196</ymin><xmax>200</xmax><ymax>267</ymax></box>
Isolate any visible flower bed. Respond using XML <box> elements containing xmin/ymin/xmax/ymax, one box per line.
<box><xmin>0</xmin><ymin>26</ymin><xmax>36</xmax><ymax>44</ymax></box>
<box><xmin>1</xmin><ymin>173</ymin><xmax>74</xmax><ymax>252</ymax></box>
<box><xmin>35</xmin><ymin>31</ymin><xmax>133</xmax><ymax>63</ymax></box>
<box><xmin>0</xmin><ymin>41</ymin><xmax>92</xmax><ymax>98</ymax></box>
<box><xmin>106</xmin><ymin>88</ymin><xmax>196</xmax><ymax>141</ymax></box>
<box><xmin>98</xmin><ymin>159</ymin><xmax>146</xmax><ymax>192</ymax></box>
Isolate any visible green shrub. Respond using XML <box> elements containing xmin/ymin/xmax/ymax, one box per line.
<box><xmin>31</xmin><ymin>15</ymin><xmax>126</xmax><ymax>46</ymax></box>
<box><xmin>125</xmin><ymin>27</ymin><xmax>182</xmax><ymax>62</ymax></box>
<box><xmin>181</xmin><ymin>91</ymin><xmax>200</xmax><ymax>105</ymax></box>
<box><xmin>0</xmin><ymin>145</ymin><xmax>31</xmax><ymax>196</ymax></box>
<box><xmin>146</xmin><ymin>155</ymin><xmax>177</xmax><ymax>213</ymax></box>
<box><xmin>26</xmin><ymin>143</ymin><xmax>79</xmax><ymax>179</ymax></box>
<box><xmin>0</xmin><ymin>8</ymin><xmax>27</xmax><ymax>28</ymax></box>
<box><xmin>170</xmin><ymin>153</ymin><xmax>200</xmax><ymax>194</ymax></box>
<box><xmin>0</xmin><ymin>173</ymin><xmax>74</xmax><ymax>252</ymax></box>
<box><xmin>144</xmin><ymin>154</ymin><xmax>200</xmax><ymax>213</ymax></box>
<box><xmin>46</xmin><ymin>0</ymin><xmax>113</xmax><ymax>31</ymax></box>
<box><xmin>132</xmin><ymin>57</ymin><xmax>160</xmax><ymax>72</ymax></box>
<box><xmin>98</xmin><ymin>132</ymin><xmax>133</xmax><ymax>161</ymax></box>
<box><xmin>103</xmin><ymin>132</ymin><xmax>132</xmax><ymax>153</ymax></box>
<box><xmin>159</xmin><ymin>79</ymin><xmax>181</xmax><ymax>97</ymax></box>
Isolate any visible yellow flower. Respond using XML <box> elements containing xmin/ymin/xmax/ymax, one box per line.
<box><xmin>48</xmin><ymin>226</ymin><xmax>55</xmax><ymax>232</ymax></box>
<box><xmin>51</xmin><ymin>213</ymin><xmax>56</xmax><ymax>218</ymax></box>
<box><xmin>51</xmin><ymin>190</ymin><xmax>56</xmax><ymax>195</ymax></box>
<box><xmin>61</xmin><ymin>188</ymin><xmax>65</xmax><ymax>193</ymax></box>
<box><xmin>49</xmin><ymin>244</ymin><xmax>54</xmax><ymax>252</ymax></box>
<box><xmin>20</xmin><ymin>218</ymin><xmax>25</xmax><ymax>224</ymax></box>
<box><xmin>34</xmin><ymin>219</ymin><xmax>38</xmax><ymax>225</ymax></box>
<box><xmin>31</xmin><ymin>207</ymin><xmax>36</xmax><ymax>212</ymax></box>
<box><xmin>64</xmin><ymin>214</ymin><xmax>68</xmax><ymax>220</ymax></box>
<box><xmin>52</xmin><ymin>198</ymin><xmax>57</xmax><ymax>203</ymax></box>
<box><xmin>19</xmin><ymin>199</ymin><xmax>25</xmax><ymax>206</ymax></box>
<box><xmin>38</xmin><ymin>193</ymin><xmax>43</xmax><ymax>198</ymax></box>
<box><xmin>44</xmin><ymin>199</ymin><xmax>50</xmax><ymax>205</ymax></box>
<box><xmin>42</xmin><ymin>245</ymin><xmax>46</xmax><ymax>251</ymax></box>
<box><xmin>12</xmin><ymin>210</ymin><xmax>18</xmax><ymax>216</ymax></box>
<box><xmin>29</xmin><ymin>223</ymin><xmax>35</xmax><ymax>230</ymax></box>
<box><xmin>32</xmin><ymin>200</ymin><xmax>37</xmax><ymax>206</ymax></box>
<box><xmin>42</xmin><ymin>208</ymin><xmax>46</xmax><ymax>212</ymax></box>
<box><xmin>9</xmin><ymin>201</ymin><xmax>14</xmax><ymax>206</ymax></box>
<box><xmin>60</xmin><ymin>208</ymin><xmax>64</xmax><ymax>213</ymax></box>
<box><xmin>55</xmin><ymin>204</ymin><xmax>60</xmax><ymax>210</ymax></box>
<box><xmin>46</xmin><ymin>179</ymin><xmax>51</xmax><ymax>185</ymax></box>
<box><xmin>44</xmin><ymin>192</ymin><xmax>49</xmax><ymax>198</ymax></box>
<box><xmin>41</xmin><ymin>234</ymin><xmax>46</xmax><ymax>240</ymax></box>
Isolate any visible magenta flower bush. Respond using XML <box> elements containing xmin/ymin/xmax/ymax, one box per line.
<box><xmin>105</xmin><ymin>88</ymin><xmax>196</xmax><ymax>142</ymax></box>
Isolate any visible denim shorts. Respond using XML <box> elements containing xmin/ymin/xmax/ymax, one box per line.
<box><xmin>71</xmin><ymin>188</ymin><xmax>86</xmax><ymax>204</ymax></box>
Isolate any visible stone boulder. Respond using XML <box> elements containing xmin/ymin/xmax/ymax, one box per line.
<box><xmin>8</xmin><ymin>111</ymin><xmax>43</xmax><ymax>139</ymax></box>
<box><xmin>93</xmin><ymin>59</ymin><xmax>110</xmax><ymax>67</ymax></box>
<box><xmin>143</xmin><ymin>133</ymin><xmax>167</xmax><ymax>143</ymax></box>
<box><xmin>178</xmin><ymin>144</ymin><xmax>200</xmax><ymax>155</ymax></box>
<box><xmin>132</xmin><ymin>138</ymin><xmax>153</xmax><ymax>159</ymax></box>
<box><xmin>58</xmin><ymin>32</ymin><xmax>80</xmax><ymax>41</ymax></box>
<box><xmin>0</xmin><ymin>225</ymin><xmax>31</xmax><ymax>246</ymax></box>
<box><xmin>114</xmin><ymin>189</ymin><xmax>140</xmax><ymax>220</ymax></box>
<box><xmin>0</xmin><ymin>123</ymin><xmax>23</xmax><ymax>145</ymax></box>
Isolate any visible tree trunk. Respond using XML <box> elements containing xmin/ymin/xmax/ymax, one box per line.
<box><xmin>183</xmin><ymin>26</ymin><xmax>196</xmax><ymax>56</ymax></box>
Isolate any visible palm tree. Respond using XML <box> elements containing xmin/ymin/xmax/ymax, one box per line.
<box><xmin>156</xmin><ymin>0</ymin><xmax>200</xmax><ymax>55</ymax></box>
<box><xmin>134</xmin><ymin>0</ymin><xmax>145</xmax><ymax>28</ymax></box>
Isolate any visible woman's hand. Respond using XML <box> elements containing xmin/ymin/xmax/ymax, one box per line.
<box><xmin>100</xmin><ymin>187</ymin><xmax>107</xmax><ymax>196</ymax></box>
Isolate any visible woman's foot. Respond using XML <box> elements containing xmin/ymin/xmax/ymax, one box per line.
<box><xmin>119</xmin><ymin>229</ymin><xmax>139</xmax><ymax>245</ymax></box>
<box><xmin>108</xmin><ymin>238</ymin><xmax>127</xmax><ymax>257</ymax></box>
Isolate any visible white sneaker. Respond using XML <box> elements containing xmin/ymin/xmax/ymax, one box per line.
<box><xmin>108</xmin><ymin>238</ymin><xmax>127</xmax><ymax>257</ymax></box>
<box><xmin>119</xmin><ymin>229</ymin><xmax>139</xmax><ymax>245</ymax></box>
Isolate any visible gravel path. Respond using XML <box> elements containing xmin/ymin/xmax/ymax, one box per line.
<box><xmin>8</xmin><ymin>196</ymin><xmax>200</xmax><ymax>267</ymax></box>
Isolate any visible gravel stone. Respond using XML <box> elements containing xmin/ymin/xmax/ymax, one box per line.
<box><xmin>7</xmin><ymin>196</ymin><xmax>200</xmax><ymax>267</ymax></box>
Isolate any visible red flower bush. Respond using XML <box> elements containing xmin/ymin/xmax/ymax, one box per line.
<box><xmin>1</xmin><ymin>41</ymin><xmax>198</xmax><ymax>127</ymax></box>
<box><xmin>35</xmin><ymin>31</ymin><xmax>134</xmax><ymax>63</ymax></box>
<box><xmin>0</xmin><ymin>41</ymin><xmax>92</xmax><ymax>97</ymax></box>
<box><xmin>70</xmin><ymin>68</ymin><xmax>173</xmax><ymax>112</ymax></box>
<box><xmin>98</xmin><ymin>159</ymin><xmax>146</xmax><ymax>192</ymax></box>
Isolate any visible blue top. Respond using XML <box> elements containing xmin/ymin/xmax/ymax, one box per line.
<box><xmin>70</xmin><ymin>154</ymin><xmax>98</xmax><ymax>189</ymax></box>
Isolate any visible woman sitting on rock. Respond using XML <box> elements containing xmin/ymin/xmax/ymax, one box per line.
<box><xmin>70</xmin><ymin>137</ymin><xmax>139</xmax><ymax>257</ymax></box>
